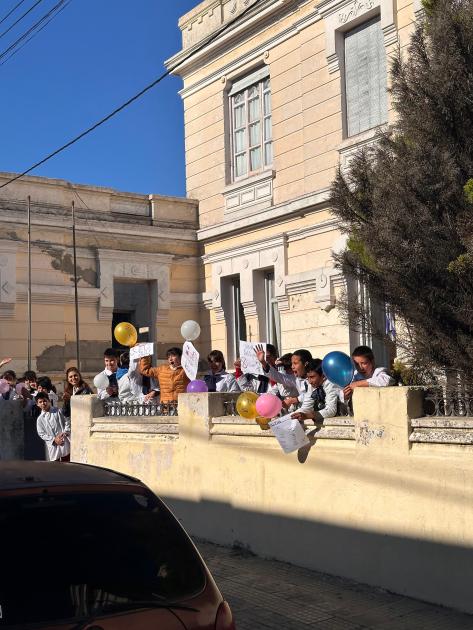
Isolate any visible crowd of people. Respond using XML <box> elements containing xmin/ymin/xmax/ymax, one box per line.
<box><xmin>1</xmin><ymin>342</ymin><xmax>395</xmax><ymax>463</ymax></box>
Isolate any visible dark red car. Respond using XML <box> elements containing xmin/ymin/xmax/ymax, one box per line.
<box><xmin>0</xmin><ymin>461</ymin><xmax>235</xmax><ymax>629</ymax></box>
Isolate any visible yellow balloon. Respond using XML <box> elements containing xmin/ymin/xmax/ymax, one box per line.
<box><xmin>114</xmin><ymin>322</ymin><xmax>138</xmax><ymax>347</ymax></box>
<box><xmin>255</xmin><ymin>416</ymin><xmax>271</xmax><ymax>431</ymax></box>
<box><xmin>236</xmin><ymin>391</ymin><xmax>259</xmax><ymax>420</ymax></box>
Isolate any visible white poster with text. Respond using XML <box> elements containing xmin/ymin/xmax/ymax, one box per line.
<box><xmin>182</xmin><ymin>341</ymin><xmax>199</xmax><ymax>381</ymax></box>
<box><xmin>239</xmin><ymin>341</ymin><xmax>266</xmax><ymax>376</ymax></box>
<box><xmin>129</xmin><ymin>342</ymin><xmax>154</xmax><ymax>363</ymax></box>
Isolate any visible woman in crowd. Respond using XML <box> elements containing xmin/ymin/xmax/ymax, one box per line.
<box><xmin>204</xmin><ymin>350</ymin><xmax>240</xmax><ymax>392</ymax></box>
<box><xmin>62</xmin><ymin>367</ymin><xmax>93</xmax><ymax>418</ymax></box>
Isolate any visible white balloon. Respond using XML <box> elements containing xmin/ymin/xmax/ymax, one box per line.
<box><xmin>180</xmin><ymin>320</ymin><xmax>201</xmax><ymax>341</ymax></box>
<box><xmin>93</xmin><ymin>372</ymin><xmax>109</xmax><ymax>390</ymax></box>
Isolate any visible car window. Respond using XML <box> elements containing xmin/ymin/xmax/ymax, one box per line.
<box><xmin>0</xmin><ymin>489</ymin><xmax>206</xmax><ymax>626</ymax></box>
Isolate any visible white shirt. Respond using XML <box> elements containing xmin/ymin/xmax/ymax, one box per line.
<box><xmin>36</xmin><ymin>407</ymin><xmax>71</xmax><ymax>461</ymax></box>
<box><xmin>118</xmin><ymin>366</ymin><xmax>144</xmax><ymax>403</ymax></box>
<box><xmin>299</xmin><ymin>379</ymin><xmax>341</xmax><ymax>418</ymax></box>
<box><xmin>97</xmin><ymin>369</ymin><xmax>118</xmax><ymax>400</ymax></box>
<box><xmin>204</xmin><ymin>371</ymin><xmax>240</xmax><ymax>393</ymax></box>
<box><xmin>353</xmin><ymin>366</ymin><xmax>394</xmax><ymax>387</ymax></box>
<box><xmin>265</xmin><ymin>365</ymin><xmax>305</xmax><ymax>399</ymax></box>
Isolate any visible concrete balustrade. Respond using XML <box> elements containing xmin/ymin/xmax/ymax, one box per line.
<box><xmin>71</xmin><ymin>387</ymin><xmax>473</xmax><ymax>614</ymax></box>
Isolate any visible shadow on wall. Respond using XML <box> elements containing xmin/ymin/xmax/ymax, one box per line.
<box><xmin>163</xmin><ymin>494</ymin><xmax>473</xmax><ymax>616</ymax></box>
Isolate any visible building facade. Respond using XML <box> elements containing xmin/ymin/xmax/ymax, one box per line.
<box><xmin>0</xmin><ymin>172</ymin><xmax>200</xmax><ymax>376</ymax></box>
<box><xmin>167</xmin><ymin>0</ymin><xmax>421</xmax><ymax>364</ymax></box>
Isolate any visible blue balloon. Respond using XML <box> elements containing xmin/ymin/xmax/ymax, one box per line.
<box><xmin>322</xmin><ymin>351</ymin><xmax>354</xmax><ymax>388</ymax></box>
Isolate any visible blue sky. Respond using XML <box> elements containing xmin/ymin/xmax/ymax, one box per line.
<box><xmin>0</xmin><ymin>0</ymin><xmax>198</xmax><ymax>196</ymax></box>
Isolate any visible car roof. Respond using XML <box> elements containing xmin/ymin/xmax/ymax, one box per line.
<box><xmin>0</xmin><ymin>461</ymin><xmax>142</xmax><ymax>490</ymax></box>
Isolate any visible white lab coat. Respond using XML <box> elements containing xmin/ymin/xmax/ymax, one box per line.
<box><xmin>36</xmin><ymin>407</ymin><xmax>71</xmax><ymax>461</ymax></box>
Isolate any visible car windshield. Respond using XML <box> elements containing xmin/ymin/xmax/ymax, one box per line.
<box><xmin>0</xmin><ymin>489</ymin><xmax>206</xmax><ymax>626</ymax></box>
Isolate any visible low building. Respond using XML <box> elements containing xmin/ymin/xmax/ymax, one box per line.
<box><xmin>0</xmin><ymin>172</ymin><xmax>200</xmax><ymax>376</ymax></box>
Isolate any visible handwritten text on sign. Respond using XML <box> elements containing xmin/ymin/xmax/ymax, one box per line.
<box><xmin>182</xmin><ymin>341</ymin><xmax>199</xmax><ymax>381</ymax></box>
<box><xmin>129</xmin><ymin>342</ymin><xmax>154</xmax><ymax>363</ymax></box>
<box><xmin>239</xmin><ymin>341</ymin><xmax>266</xmax><ymax>376</ymax></box>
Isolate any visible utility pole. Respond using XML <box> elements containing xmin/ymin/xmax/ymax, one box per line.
<box><xmin>27</xmin><ymin>196</ymin><xmax>32</xmax><ymax>370</ymax></box>
<box><xmin>71</xmin><ymin>201</ymin><xmax>80</xmax><ymax>369</ymax></box>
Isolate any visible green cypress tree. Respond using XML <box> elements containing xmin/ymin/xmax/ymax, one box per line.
<box><xmin>330</xmin><ymin>0</ymin><xmax>473</xmax><ymax>379</ymax></box>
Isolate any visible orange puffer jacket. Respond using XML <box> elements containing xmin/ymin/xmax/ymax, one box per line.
<box><xmin>139</xmin><ymin>356</ymin><xmax>190</xmax><ymax>403</ymax></box>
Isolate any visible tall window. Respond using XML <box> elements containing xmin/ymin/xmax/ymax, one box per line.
<box><xmin>264</xmin><ymin>271</ymin><xmax>281</xmax><ymax>353</ymax></box>
<box><xmin>229</xmin><ymin>68</ymin><xmax>273</xmax><ymax>180</ymax></box>
<box><xmin>344</xmin><ymin>16</ymin><xmax>388</xmax><ymax>137</ymax></box>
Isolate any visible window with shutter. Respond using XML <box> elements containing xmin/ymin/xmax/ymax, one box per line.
<box><xmin>344</xmin><ymin>17</ymin><xmax>388</xmax><ymax>137</ymax></box>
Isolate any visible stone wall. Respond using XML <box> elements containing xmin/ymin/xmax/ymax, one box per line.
<box><xmin>0</xmin><ymin>400</ymin><xmax>25</xmax><ymax>460</ymax></box>
<box><xmin>72</xmin><ymin>387</ymin><xmax>473</xmax><ymax>615</ymax></box>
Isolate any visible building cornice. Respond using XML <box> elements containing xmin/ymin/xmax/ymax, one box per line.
<box><xmin>172</xmin><ymin>3</ymin><xmax>320</xmax><ymax>100</ymax></box>
<box><xmin>202</xmin><ymin>234</ymin><xmax>286</xmax><ymax>263</ymax></box>
<box><xmin>0</xmin><ymin>208</ymin><xmax>198</xmax><ymax>243</ymax></box>
<box><xmin>197</xmin><ymin>187</ymin><xmax>332</xmax><ymax>243</ymax></box>
<box><xmin>166</xmin><ymin>0</ymin><xmax>320</xmax><ymax>86</ymax></box>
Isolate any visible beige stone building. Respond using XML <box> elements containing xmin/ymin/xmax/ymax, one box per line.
<box><xmin>0</xmin><ymin>172</ymin><xmax>200</xmax><ymax>376</ymax></box>
<box><xmin>166</xmin><ymin>0</ymin><xmax>422</xmax><ymax>365</ymax></box>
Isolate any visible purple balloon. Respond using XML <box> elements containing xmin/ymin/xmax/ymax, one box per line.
<box><xmin>187</xmin><ymin>379</ymin><xmax>208</xmax><ymax>393</ymax></box>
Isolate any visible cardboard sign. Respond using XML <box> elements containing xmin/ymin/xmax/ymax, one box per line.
<box><xmin>129</xmin><ymin>342</ymin><xmax>154</xmax><ymax>363</ymax></box>
<box><xmin>239</xmin><ymin>341</ymin><xmax>266</xmax><ymax>376</ymax></box>
<box><xmin>269</xmin><ymin>414</ymin><xmax>310</xmax><ymax>454</ymax></box>
<box><xmin>182</xmin><ymin>341</ymin><xmax>199</xmax><ymax>381</ymax></box>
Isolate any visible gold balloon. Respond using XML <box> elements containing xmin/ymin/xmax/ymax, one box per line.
<box><xmin>255</xmin><ymin>416</ymin><xmax>271</xmax><ymax>431</ymax></box>
<box><xmin>114</xmin><ymin>322</ymin><xmax>138</xmax><ymax>347</ymax></box>
<box><xmin>236</xmin><ymin>391</ymin><xmax>259</xmax><ymax>420</ymax></box>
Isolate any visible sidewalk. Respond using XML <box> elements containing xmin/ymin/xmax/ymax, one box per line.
<box><xmin>196</xmin><ymin>541</ymin><xmax>473</xmax><ymax>629</ymax></box>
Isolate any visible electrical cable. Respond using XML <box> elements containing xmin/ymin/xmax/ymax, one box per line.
<box><xmin>0</xmin><ymin>0</ymin><xmax>44</xmax><ymax>41</ymax></box>
<box><xmin>0</xmin><ymin>0</ymin><xmax>69</xmax><ymax>64</ymax></box>
<box><xmin>0</xmin><ymin>0</ymin><xmax>70</xmax><ymax>66</ymax></box>
<box><xmin>0</xmin><ymin>0</ymin><xmax>28</xmax><ymax>28</ymax></box>
<box><xmin>0</xmin><ymin>0</ymin><xmax>261</xmax><ymax>190</ymax></box>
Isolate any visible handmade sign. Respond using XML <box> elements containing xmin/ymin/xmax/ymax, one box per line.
<box><xmin>239</xmin><ymin>340</ymin><xmax>266</xmax><ymax>376</ymax></box>
<box><xmin>129</xmin><ymin>342</ymin><xmax>154</xmax><ymax>363</ymax></box>
<box><xmin>269</xmin><ymin>414</ymin><xmax>310</xmax><ymax>454</ymax></box>
<box><xmin>182</xmin><ymin>341</ymin><xmax>199</xmax><ymax>381</ymax></box>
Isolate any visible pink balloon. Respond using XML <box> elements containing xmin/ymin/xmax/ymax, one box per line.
<box><xmin>0</xmin><ymin>379</ymin><xmax>10</xmax><ymax>395</ymax></box>
<box><xmin>255</xmin><ymin>393</ymin><xmax>282</xmax><ymax>419</ymax></box>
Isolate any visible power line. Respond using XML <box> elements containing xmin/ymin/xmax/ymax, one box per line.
<box><xmin>0</xmin><ymin>0</ymin><xmax>44</xmax><ymax>41</ymax></box>
<box><xmin>0</xmin><ymin>0</ymin><xmax>70</xmax><ymax>66</ymax></box>
<box><xmin>0</xmin><ymin>0</ymin><xmax>28</xmax><ymax>28</ymax></box>
<box><xmin>0</xmin><ymin>0</ymin><xmax>71</xmax><ymax>65</ymax></box>
<box><xmin>0</xmin><ymin>0</ymin><xmax>261</xmax><ymax>191</ymax></box>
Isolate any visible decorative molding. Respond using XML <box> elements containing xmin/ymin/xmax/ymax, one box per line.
<box><xmin>241</xmin><ymin>300</ymin><xmax>258</xmax><ymax>318</ymax></box>
<box><xmin>0</xmin><ymin>240</ymin><xmax>17</xmax><ymax>319</ymax></box>
<box><xmin>224</xmin><ymin>170</ymin><xmax>275</xmax><ymax>217</ymax></box>
<box><xmin>197</xmin><ymin>188</ymin><xmax>332</xmax><ymax>243</ymax></box>
<box><xmin>286</xmin><ymin>219</ymin><xmax>340</xmax><ymax>242</ymax></box>
<box><xmin>338</xmin><ymin>126</ymin><xmax>385</xmax><ymax>172</ymax></box>
<box><xmin>16</xmin><ymin>284</ymin><xmax>99</xmax><ymax>306</ymax></box>
<box><xmin>285</xmin><ymin>270</ymin><xmax>318</xmax><ymax>296</ymax></box>
<box><xmin>412</xmin><ymin>0</ymin><xmax>424</xmax><ymax>19</ymax></box>
<box><xmin>202</xmin><ymin>234</ymin><xmax>285</xmax><ymax>264</ymax></box>
<box><xmin>317</xmin><ymin>0</ymin><xmax>397</xmax><ymax>75</ymax></box>
<box><xmin>98</xmin><ymin>249</ymin><xmax>173</xmax><ymax>321</ymax></box>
